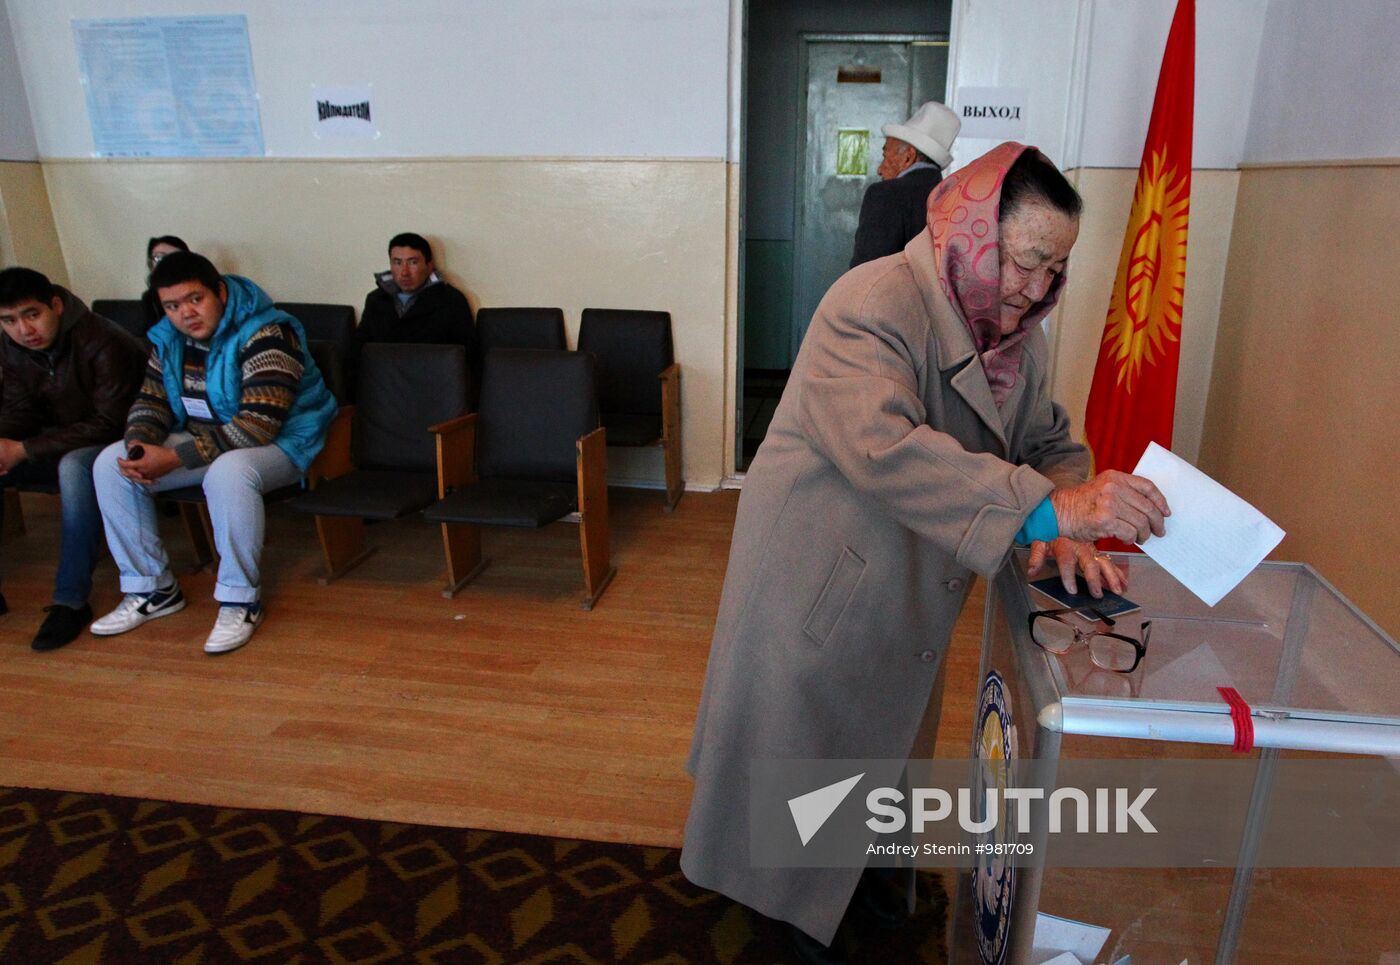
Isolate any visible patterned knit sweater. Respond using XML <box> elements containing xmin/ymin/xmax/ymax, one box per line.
<box><xmin>125</xmin><ymin>323</ymin><xmax>305</xmax><ymax>468</ymax></box>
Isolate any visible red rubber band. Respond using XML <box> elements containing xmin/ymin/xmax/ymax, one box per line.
<box><xmin>1217</xmin><ymin>686</ymin><xmax>1254</xmax><ymax>753</ymax></box>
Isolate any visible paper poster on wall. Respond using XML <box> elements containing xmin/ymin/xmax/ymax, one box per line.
<box><xmin>954</xmin><ymin>86</ymin><xmax>1028</xmax><ymax>140</ymax></box>
<box><xmin>836</xmin><ymin>129</ymin><xmax>869</xmax><ymax>176</ymax></box>
<box><xmin>312</xmin><ymin>85</ymin><xmax>379</xmax><ymax>140</ymax></box>
<box><xmin>72</xmin><ymin>16</ymin><xmax>264</xmax><ymax>158</ymax></box>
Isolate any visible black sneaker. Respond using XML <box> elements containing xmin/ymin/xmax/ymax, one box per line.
<box><xmin>32</xmin><ymin>603</ymin><xmax>94</xmax><ymax>652</ymax></box>
<box><xmin>90</xmin><ymin>584</ymin><xmax>186</xmax><ymax>637</ymax></box>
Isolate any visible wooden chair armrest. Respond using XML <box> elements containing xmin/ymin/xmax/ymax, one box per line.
<box><xmin>578</xmin><ymin>425</ymin><xmax>607</xmax><ymax>450</ymax></box>
<box><xmin>307</xmin><ymin>406</ymin><xmax>355</xmax><ymax>487</ymax></box>
<box><xmin>577</xmin><ymin>425</ymin><xmax>608</xmax><ymax>510</ymax></box>
<box><xmin>430</xmin><ymin>412</ymin><xmax>478</xmax><ymax>436</ymax></box>
<box><xmin>436</xmin><ymin>412</ymin><xmax>477</xmax><ymax>497</ymax></box>
<box><xmin>659</xmin><ymin>363</ymin><xmax>681</xmax><ymax>444</ymax></box>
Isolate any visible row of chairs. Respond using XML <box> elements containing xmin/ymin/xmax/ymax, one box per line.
<box><xmin>289</xmin><ymin>343</ymin><xmax>613</xmax><ymax>608</ymax></box>
<box><xmin>2</xmin><ymin>342</ymin><xmax>615</xmax><ymax>609</ymax></box>
<box><xmin>92</xmin><ymin>300</ymin><xmax>682</xmax><ymax>512</ymax></box>
<box><xmin>74</xmin><ymin>301</ymin><xmax>683</xmax><ymax>609</ymax></box>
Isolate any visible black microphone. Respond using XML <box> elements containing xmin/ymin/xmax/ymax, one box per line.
<box><xmin>127</xmin><ymin>444</ymin><xmax>145</xmax><ymax>460</ymax></box>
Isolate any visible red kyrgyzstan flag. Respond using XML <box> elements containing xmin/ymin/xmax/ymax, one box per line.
<box><xmin>1083</xmin><ymin>0</ymin><xmax>1195</xmax><ymax>552</ymax></box>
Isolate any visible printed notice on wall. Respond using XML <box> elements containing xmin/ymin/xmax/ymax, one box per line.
<box><xmin>72</xmin><ymin>16</ymin><xmax>265</xmax><ymax>157</ymax></box>
<box><xmin>312</xmin><ymin>85</ymin><xmax>379</xmax><ymax>140</ymax></box>
<box><xmin>954</xmin><ymin>86</ymin><xmax>1027</xmax><ymax>140</ymax></box>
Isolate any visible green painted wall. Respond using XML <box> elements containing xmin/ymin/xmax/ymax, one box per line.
<box><xmin>744</xmin><ymin>239</ymin><xmax>794</xmax><ymax>370</ymax></box>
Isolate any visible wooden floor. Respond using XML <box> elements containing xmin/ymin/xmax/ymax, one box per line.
<box><xmin>0</xmin><ymin>487</ymin><xmax>986</xmax><ymax>850</ymax></box>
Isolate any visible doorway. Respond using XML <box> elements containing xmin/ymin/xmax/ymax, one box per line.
<box><xmin>739</xmin><ymin>14</ymin><xmax>949</xmax><ymax>470</ymax></box>
<box><xmin>792</xmin><ymin>35</ymin><xmax>947</xmax><ymax>355</ymax></box>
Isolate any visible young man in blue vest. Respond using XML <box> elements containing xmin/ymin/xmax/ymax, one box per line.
<box><xmin>90</xmin><ymin>252</ymin><xmax>337</xmax><ymax>654</ymax></box>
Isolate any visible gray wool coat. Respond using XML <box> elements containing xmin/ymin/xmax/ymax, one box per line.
<box><xmin>680</xmin><ymin>228</ymin><xmax>1090</xmax><ymax>945</ymax></box>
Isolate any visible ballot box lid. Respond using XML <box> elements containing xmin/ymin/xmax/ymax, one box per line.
<box><xmin>1008</xmin><ymin>551</ymin><xmax>1400</xmax><ymax>744</ymax></box>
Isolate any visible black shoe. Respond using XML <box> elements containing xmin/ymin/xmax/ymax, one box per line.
<box><xmin>786</xmin><ymin>923</ymin><xmax>847</xmax><ymax>965</ymax></box>
<box><xmin>852</xmin><ymin>867</ymin><xmax>909</xmax><ymax>929</ymax></box>
<box><xmin>32</xmin><ymin>603</ymin><xmax>93</xmax><ymax>652</ymax></box>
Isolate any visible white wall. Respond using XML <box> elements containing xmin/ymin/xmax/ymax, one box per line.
<box><xmin>945</xmin><ymin>0</ymin><xmax>1081</xmax><ymax>169</ymax></box>
<box><xmin>946</xmin><ymin>0</ymin><xmax>1267</xmax><ymax>172</ymax></box>
<box><xmin>1076</xmin><ymin>0</ymin><xmax>1266</xmax><ymax>169</ymax></box>
<box><xmin>8</xmin><ymin>0</ymin><xmax>731</xmax><ymax>160</ymax></box>
<box><xmin>0</xmin><ymin>1</ymin><xmax>38</xmax><ymax>161</ymax></box>
<box><xmin>1244</xmin><ymin>0</ymin><xmax>1400</xmax><ymax>164</ymax></box>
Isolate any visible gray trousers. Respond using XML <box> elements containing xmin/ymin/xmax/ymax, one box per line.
<box><xmin>93</xmin><ymin>434</ymin><xmax>300</xmax><ymax>603</ymax></box>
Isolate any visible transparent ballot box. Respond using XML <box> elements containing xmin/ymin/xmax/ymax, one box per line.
<box><xmin>947</xmin><ymin>552</ymin><xmax>1400</xmax><ymax>965</ymax></box>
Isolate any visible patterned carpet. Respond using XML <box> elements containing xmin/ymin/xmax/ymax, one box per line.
<box><xmin>0</xmin><ymin>786</ymin><xmax>948</xmax><ymax>964</ymax></box>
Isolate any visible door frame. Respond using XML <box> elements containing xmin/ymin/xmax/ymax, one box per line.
<box><xmin>729</xmin><ymin>0</ymin><xmax>749</xmax><ymax>482</ymax></box>
<box><xmin>790</xmin><ymin>32</ymin><xmax>948</xmax><ymax>366</ymax></box>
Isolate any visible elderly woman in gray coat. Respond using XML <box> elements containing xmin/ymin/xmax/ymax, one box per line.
<box><xmin>681</xmin><ymin>142</ymin><xmax>1169</xmax><ymax>962</ymax></box>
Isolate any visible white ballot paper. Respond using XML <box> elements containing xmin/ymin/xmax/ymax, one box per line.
<box><xmin>1132</xmin><ymin>442</ymin><xmax>1285</xmax><ymax>606</ymax></box>
<box><xmin>1031</xmin><ymin>911</ymin><xmax>1110</xmax><ymax>963</ymax></box>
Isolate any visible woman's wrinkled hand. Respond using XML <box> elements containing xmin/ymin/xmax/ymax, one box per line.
<box><xmin>1027</xmin><ymin>537</ymin><xmax>1126</xmax><ymax>598</ymax></box>
<box><xmin>1048</xmin><ymin>471</ymin><xmax>1170</xmax><ymax>545</ymax></box>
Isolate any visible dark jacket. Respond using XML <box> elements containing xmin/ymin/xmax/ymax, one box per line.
<box><xmin>849</xmin><ymin>165</ymin><xmax>944</xmax><ymax>268</ymax></box>
<box><xmin>357</xmin><ymin>271</ymin><xmax>476</xmax><ymax>359</ymax></box>
<box><xmin>0</xmin><ymin>287</ymin><xmax>148</xmax><ymax>462</ymax></box>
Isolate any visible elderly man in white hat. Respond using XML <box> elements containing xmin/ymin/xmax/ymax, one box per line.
<box><xmin>849</xmin><ymin>101</ymin><xmax>961</xmax><ymax>268</ymax></box>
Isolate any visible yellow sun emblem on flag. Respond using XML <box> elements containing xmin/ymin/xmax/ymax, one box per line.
<box><xmin>1101</xmin><ymin>149</ymin><xmax>1189</xmax><ymax>392</ymax></box>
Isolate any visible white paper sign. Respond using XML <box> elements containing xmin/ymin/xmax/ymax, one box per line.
<box><xmin>1133</xmin><ymin>443</ymin><xmax>1286</xmax><ymax>607</ymax></box>
<box><xmin>312</xmin><ymin>84</ymin><xmax>379</xmax><ymax>140</ymax></box>
<box><xmin>955</xmin><ymin>86</ymin><xmax>1028</xmax><ymax>139</ymax></box>
<box><xmin>73</xmin><ymin>16</ymin><xmax>264</xmax><ymax>158</ymax></box>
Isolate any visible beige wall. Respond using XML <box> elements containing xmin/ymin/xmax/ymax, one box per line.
<box><xmin>42</xmin><ymin>157</ymin><xmax>730</xmax><ymax>489</ymax></box>
<box><xmin>1199</xmin><ymin>162</ymin><xmax>1400</xmax><ymax>638</ymax></box>
<box><xmin>0</xmin><ymin>160</ymin><xmax>68</xmax><ymax>285</ymax></box>
<box><xmin>1049</xmin><ymin>167</ymin><xmax>1240</xmax><ymax>463</ymax></box>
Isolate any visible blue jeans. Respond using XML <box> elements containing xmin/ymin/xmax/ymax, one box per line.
<box><xmin>93</xmin><ymin>434</ymin><xmax>301</xmax><ymax>604</ymax></box>
<box><xmin>0</xmin><ymin>445</ymin><xmax>104</xmax><ymax>607</ymax></box>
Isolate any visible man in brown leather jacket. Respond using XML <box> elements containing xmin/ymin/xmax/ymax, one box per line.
<box><xmin>0</xmin><ymin>267</ymin><xmax>147</xmax><ymax>650</ymax></box>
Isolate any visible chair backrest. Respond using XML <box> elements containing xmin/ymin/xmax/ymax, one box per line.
<box><xmin>278</xmin><ymin>303</ymin><xmax>358</xmax><ymax>401</ymax></box>
<box><xmin>477</xmin><ymin>349</ymin><xmax>598</xmax><ymax>484</ymax></box>
<box><xmin>576</xmin><ymin>309</ymin><xmax>673</xmax><ymax>416</ymax></box>
<box><xmin>476</xmin><ymin>307</ymin><xmax>568</xmax><ymax>353</ymax></box>
<box><xmin>355</xmin><ymin>343</ymin><xmax>471</xmax><ymax>472</ymax></box>
<box><xmin>277</xmin><ymin>303</ymin><xmax>355</xmax><ymax>355</ymax></box>
<box><xmin>305</xmin><ymin>340</ymin><xmax>348</xmax><ymax>405</ymax></box>
<box><xmin>92</xmin><ymin>300</ymin><xmax>148</xmax><ymax>339</ymax></box>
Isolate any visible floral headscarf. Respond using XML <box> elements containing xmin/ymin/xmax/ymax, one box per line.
<box><xmin>925</xmin><ymin>142</ymin><xmax>1069</xmax><ymax>406</ymax></box>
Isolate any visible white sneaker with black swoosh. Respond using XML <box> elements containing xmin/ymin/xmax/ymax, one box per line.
<box><xmin>90</xmin><ymin>585</ymin><xmax>186</xmax><ymax>636</ymax></box>
<box><xmin>204</xmin><ymin>604</ymin><xmax>263</xmax><ymax>654</ymax></box>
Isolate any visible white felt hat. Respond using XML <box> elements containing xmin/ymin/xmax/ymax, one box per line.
<box><xmin>882</xmin><ymin>101</ymin><xmax>961</xmax><ymax>170</ymax></box>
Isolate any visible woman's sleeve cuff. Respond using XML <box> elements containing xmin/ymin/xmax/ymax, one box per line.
<box><xmin>1014</xmin><ymin>496</ymin><xmax>1059</xmax><ymax>546</ymax></box>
